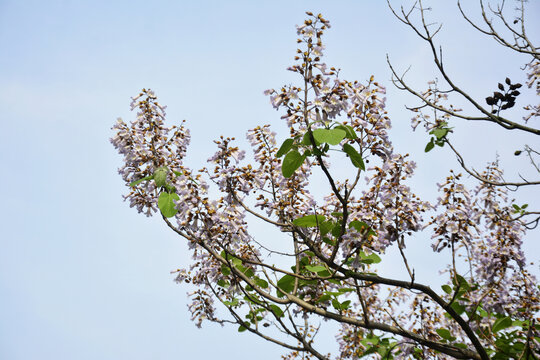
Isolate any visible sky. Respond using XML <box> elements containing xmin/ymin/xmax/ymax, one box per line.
<box><xmin>0</xmin><ymin>1</ymin><xmax>539</xmax><ymax>359</ymax></box>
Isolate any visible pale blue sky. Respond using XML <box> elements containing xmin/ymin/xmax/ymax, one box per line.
<box><xmin>1</xmin><ymin>1</ymin><xmax>538</xmax><ymax>359</ymax></box>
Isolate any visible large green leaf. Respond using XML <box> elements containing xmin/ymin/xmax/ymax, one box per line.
<box><xmin>319</xmin><ymin>221</ymin><xmax>334</xmax><ymax>236</ymax></box>
<box><xmin>158</xmin><ymin>192</ymin><xmax>179</xmax><ymax>218</ymax></box>
<box><xmin>312</xmin><ymin>128</ymin><xmax>346</xmax><ymax>145</ymax></box>
<box><xmin>276</xmin><ymin>138</ymin><xmax>294</xmax><ymax>158</ymax></box>
<box><xmin>335</xmin><ymin>124</ymin><xmax>358</xmax><ymax>139</ymax></box>
<box><xmin>304</xmin><ymin>265</ymin><xmax>327</xmax><ymax>273</ymax></box>
<box><xmin>293</xmin><ymin>214</ymin><xmax>326</xmax><ymax>227</ymax></box>
<box><xmin>301</xmin><ymin>132</ymin><xmax>320</xmax><ymax>146</ymax></box>
<box><xmin>282</xmin><ymin>150</ymin><xmax>304</xmax><ymax>178</ymax></box>
<box><xmin>277</xmin><ymin>274</ymin><xmax>295</xmax><ymax>296</ymax></box>
<box><xmin>342</xmin><ymin>144</ymin><xmax>365</xmax><ymax>170</ymax></box>
<box><xmin>492</xmin><ymin>316</ymin><xmax>513</xmax><ymax>333</ymax></box>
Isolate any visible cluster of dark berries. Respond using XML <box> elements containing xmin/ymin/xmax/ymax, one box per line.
<box><xmin>485</xmin><ymin>77</ymin><xmax>522</xmax><ymax>113</ymax></box>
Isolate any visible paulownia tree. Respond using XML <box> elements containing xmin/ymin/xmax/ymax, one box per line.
<box><xmin>111</xmin><ymin>2</ymin><xmax>539</xmax><ymax>359</ymax></box>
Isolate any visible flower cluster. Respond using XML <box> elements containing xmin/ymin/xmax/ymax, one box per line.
<box><xmin>428</xmin><ymin>164</ymin><xmax>538</xmax><ymax>321</ymax></box>
<box><xmin>111</xmin><ymin>89</ymin><xmax>191</xmax><ymax>216</ymax></box>
<box><xmin>524</xmin><ymin>60</ymin><xmax>540</xmax><ymax>122</ymax></box>
<box><xmin>468</xmin><ymin>163</ymin><xmax>538</xmax><ymax>316</ymax></box>
<box><xmin>429</xmin><ymin>171</ymin><xmax>478</xmax><ymax>253</ymax></box>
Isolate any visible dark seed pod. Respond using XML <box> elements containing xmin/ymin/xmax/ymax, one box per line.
<box><xmin>485</xmin><ymin>96</ymin><xmax>496</xmax><ymax>105</ymax></box>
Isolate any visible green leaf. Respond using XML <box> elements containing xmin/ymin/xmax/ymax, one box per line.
<box><xmin>238</xmin><ymin>325</ymin><xmax>247</xmax><ymax>332</ymax></box>
<box><xmin>276</xmin><ymin>138</ymin><xmax>294</xmax><ymax>158</ymax></box>
<box><xmin>436</xmin><ymin>328</ymin><xmax>456</xmax><ymax>341</ymax></box>
<box><xmin>331</xmin><ymin>223</ymin><xmax>343</xmax><ymax>237</ymax></box>
<box><xmin>450</xmin><ymin>302</ymin><xmax>466</xmax><ymax>315</ymax></box>
<box><xmin>282</xmin><ymin>150</ymin><xmax>304</xmax><ymax>178</ymax></box>
<box><xmin>322</xmin><ymin>237</ymin><xmax>336</xmax><ymax>246</ymax></box>
<box><xmin>301</xmin><ymin>132</ymin><xmax>320</xmax><ymax>146</ymax></box>
<box><xmin>377</xmin><ymin>346</ymin><xmax>388</xmax><ymax>356</ymax></box>
<box><xmin>317</xmin><ymin>294</ymin><xmax>332</xmax><ymax>303</ymax></box>
<box><xmin>243</xmin><ymin>267</ymin><xmax>255</xmax><ymax>278</ymax></box>
<box><xmin>317</xmin><ymin>270</ymin><xmax>331</xmax><ymax>277</ymax></box>
<box><xmin>425</xmin><ymin>139</ymin><xmax>435</xmax><ymax>152</ymax></box>
<box><xmin>129</xmin><ymin>175</ymin><xmax>153</xmax><ymax>187</ymax></box>
<box><xmin>441</xmin><ymin>285</ymin><xmax>452</xmax><ymax>294</ymax></box>
<box><xmin>327</xmin><ymin>278</ymin><xmax>341</xmax><ymax>285</ymax></box>
<box><xmin>269</xmin><ymin>304</ymin><xmax>284</xmax><ymax>318</ymax></box>
<box><xmin>172</xmin><ymin>170</ymin><xmax>183</xmax><ymax>177</ymax></box>
<box><xmin>312</xmin><ymin>128</ymin><xmax>346</xmax><ymax>145</ymax></box>
<box><xmin>255</xmin><ymin>278</ymin><xmax>269</xmax><ymax>289</ymax></box>
<box><xmin>293</xmin><ymin>214</ymin><xmax>326</xmax><ymax>227</ymax></box>
<box><xmin>163</xmin><ymin>184</ymin><xmax>177</xmax><ymax>193</ymax></box>
<box><xmin>454</xmin><ymin>274</ymin><xmax>471</xmax><ymax>291</ymax></box>
<box><xmin>431</xmin><ymin>128</ymin><xmax>449</xmax><ymax>140</ymax></box>
<box><xmin>221</xmin><ymin>264</ymin><xmax>231</xmax><ymax>276</ymax></box>
<box><xmin>349</xmin><ymin>221</ymin><xmax>376</xmax><ymax>240</ymax></box>
<box><xmin>492</xmin><ymin>316</ymin><xmax>513</xmax><ymax>333</ymax></box>
<box><xmin>342</xmin><ymin>143</ymin><xmax>365</xmax><ymax>170</ymax></box>
<box><xmin>277</xmin><ymin>274</ymin><xmax>295</xmax><ymax>295</ymax></box>
<box><xmin>158</xmin><ymin>192</ymin><xmax>179</xmax><ymax>218</ymax></box>
<box><xmin>319</xmin><ymin>221</ymin><xmax>334</xmax><ymax>236</ymax></box>
<box><xmin>223</xmin><ymin>298</ymin><xmax>239</xmax><ymax>307</ymax></box>
<box><xmin>305</xmin><ymin>265</ymin><xmax>327</xmax><ymax>273</ymax></box>
<box><xmin>335</xmin><ymin>124</ymin><xmax>358</xmax><ymax>139</ymax></box>
<box><xmin>349</xmin><ymin>220</ymin><xmax>369</xmax><ymax>232</ymax></box>
<box><xmin>154</xmin><ymin>166</ymin><xmax>169</xmax><ymax>187</ymax></box>
<box><xmin>332</xmin><ymin>299</ymin><xmax>341</xmax><ymax>310</ymax></box>
<box><xmin>362</xmin><ymin>253</ymin><xmax>381</xmax><ymax>264</ymax></box>
<box><xmin>341</xmin><ymin>300</ymin><xmax>351</xmax><ymax>309</ymax></box>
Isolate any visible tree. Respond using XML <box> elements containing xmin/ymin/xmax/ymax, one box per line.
<box><xmin>111</xmin><ymin>2</ymin><xmax>539</xmax><ymax>359</ymax></box>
